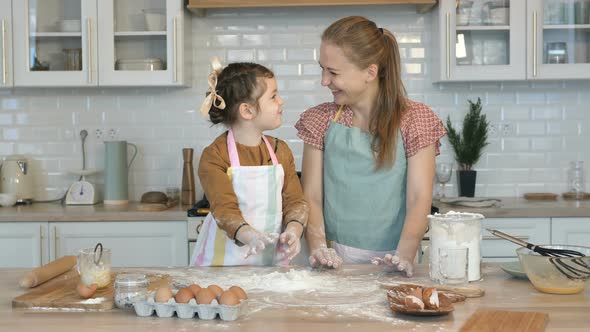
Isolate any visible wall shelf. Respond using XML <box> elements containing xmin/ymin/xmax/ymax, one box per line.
<box><xmin>187</xmin><ymin>0</ymin><xmax>438</xmax><ymax>15</ymax></box>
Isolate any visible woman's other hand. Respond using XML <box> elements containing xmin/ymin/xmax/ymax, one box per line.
<box><xmin>309</xmin><ymin>245</ymin><xmax>343</xmax><ymax>269</ymax></box>
<box><xmin>371</xmin><ymin>253</ymin><xmax>414</xmax><ymax>277</ymax></box>
<box><xmin>235</xmin><ymin>226</ymin><xmax>279</xmax><ymax>258</ymax></box>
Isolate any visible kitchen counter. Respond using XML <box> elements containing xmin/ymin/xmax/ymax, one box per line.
<box><xmin>0</xmin><ymin>202</ymin><xmax>189</xmax><ymax>222</ymax></box>
<box><xmin>3</xmin><ymin>197</ymin><xmax>590</xmax><ymax>223</ymax></box>
<box><xmin>1</xmin><ymin>264</ymin><xmax>588</xmax><ymax>331</ymax></box>
<box><xmin>436</xmin><ymin>197</ymin><xmax>590</xmax><ymax>218</ymax></box>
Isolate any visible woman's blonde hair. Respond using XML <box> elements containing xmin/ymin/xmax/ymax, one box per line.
<box><xmin>322</xmin><ymin>16</ymin><xmax>407</xmax><ymax>169</ymax></box>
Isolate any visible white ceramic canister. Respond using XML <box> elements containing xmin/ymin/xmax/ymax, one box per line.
<box><xmin>427</xmin><ymin>211</ymin><xmax>484</xmax><ymax>282</ymax></box>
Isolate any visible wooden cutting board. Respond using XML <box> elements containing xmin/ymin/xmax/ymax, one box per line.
<box><xmin>460</xmin><ymin>309</ymin><xmax>549</xmax><ymax>332</ymax></box>
<box><xmin>12</xmin><ymin>269</ymin><xmax>170</xmax><ymax>310</ymax></box>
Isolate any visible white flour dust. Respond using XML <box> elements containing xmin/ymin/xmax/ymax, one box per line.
<box><xmin>142</xmin><ymin>266</ymin><xmax>415</xmax><ymax>325</ymax></box>
<box><xmin>79</xmin><ymin>297</ymin><xmax>106</xmax><ymax>304</ymax></box>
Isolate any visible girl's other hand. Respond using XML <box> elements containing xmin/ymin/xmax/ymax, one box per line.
<box><xmin>235</xmin><ymin>226</ymin><xmax>279</xmax><ymax>258</ymax></box>
<box><xmin>278</xmin><ymin>222</ymin><xmax>304</xmax><ymax>261</ymax></box>
<box><xmin>309</xmin><ymin>245</ymin><xmax>342</xmax><ymax>269</ymax></box>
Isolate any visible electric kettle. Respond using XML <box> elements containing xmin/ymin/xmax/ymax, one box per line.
<box><xmin>0</xmin><ymin>154</ymin><xmax>34</xmax><ymax>204</ymax></box>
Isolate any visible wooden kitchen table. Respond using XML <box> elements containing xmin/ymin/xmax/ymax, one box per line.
<box><xmin>0</xmin><ymin>264</ymin><xmax>588</xmax><ymax>332</ymax></box>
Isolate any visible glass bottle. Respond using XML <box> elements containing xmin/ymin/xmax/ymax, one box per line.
<box><xmin>114</xmin><ymin>273</ymin><xmax>149</xmax><ymax>310</ymax></box>
<box><xmin>567</xmin><ymin>161</ymin><xmax>585</xmax><ymax>199</ymax></box>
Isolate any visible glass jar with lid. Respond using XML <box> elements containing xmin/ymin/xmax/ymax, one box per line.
<box><xmin>114</xmin><ymin>273</ymin><xmax>149</xmax><ymax>310</ymax></box>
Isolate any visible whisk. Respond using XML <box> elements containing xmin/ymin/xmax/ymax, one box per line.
<box><xmin>486</xmin><ymin>228</ymin><xmax>590</xmax><ymax>280</ymax></box>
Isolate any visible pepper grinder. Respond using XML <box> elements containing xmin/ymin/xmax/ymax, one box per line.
<box><xmin>181</xmin><ymin>148</ymin><xmax>196</xmax><ymax>206</ymax></box>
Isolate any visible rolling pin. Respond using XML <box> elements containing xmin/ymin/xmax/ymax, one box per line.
<box><xmin>19</xmin><ymin>255</ymin><xmax>77</xmax><ymax>288</ymax></box>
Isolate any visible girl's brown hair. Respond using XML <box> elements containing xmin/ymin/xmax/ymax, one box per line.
<box><xmin>322</xmin><ymin>16</ymin><xmax>408</xmax><ymax>169</ymax></box>
<box><xmin>208</xmin><ymin>63</ymin><xmax>275</xmax><ymax>125</ymax></box>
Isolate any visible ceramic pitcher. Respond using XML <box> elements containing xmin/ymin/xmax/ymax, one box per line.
<box><xmin>104</xmin><ymin>141</ymin><xmax>137</xmax><ymax>205</ymax></box>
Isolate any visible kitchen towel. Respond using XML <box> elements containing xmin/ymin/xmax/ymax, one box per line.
<box><xmin>439</xmin><ymin>197</ymin><xmax>502</xmax><ymax>208</ymax></box>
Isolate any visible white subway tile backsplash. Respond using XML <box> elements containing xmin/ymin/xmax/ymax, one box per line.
<box><xmin>0</xmin><ymin>7</ymin><xmax>588</xmax><ymax>200</ymax></box>
<box><xmin>517</xmin><ymin>122</ymin><xmax>546</xmax><ymax>136</ymax></box>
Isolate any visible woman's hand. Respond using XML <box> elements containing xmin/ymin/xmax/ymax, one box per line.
<box><xmin>235</xmin><ymin>226</ymin><xmax>279</xmax><ymax>258</ymax></box>
<box><xmin>278</xmin><ymin>222</ymin><xmax>304</xmax><ymax>261</ymax></box>
<box><xmin>371</xmin><ymin>253</ymin><xmax>414</xmax><ymax>277</ymax></box>
<box><xmin>309</xmin><ymin>245</ymin><xmax>343</xmax><ymax>269</ymax></box>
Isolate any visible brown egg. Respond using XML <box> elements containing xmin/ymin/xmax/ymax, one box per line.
<box><xmin>422</xmin><ymin>287</ymin><xmax>440</xmax><ymax>309</ymax></box>
<box><xmin>76</xmin><ymin>282</ymin><xmax>97</xmax><ymax>299</ymax></box>
<box><xmin>229</xmin><ymin>285</ymin><xmax>248</xmax><ymax>301</ymax></box>
<box><xmin>207</xmin><ymin>284</ymin><xmax>223</xmax><ymax>298</ymax></box>
<box><xmin>195</xmin><ymin>288</ymin><xmax>216</xmax><ymax>304</ymax></box>
<box><xmin>174</xmin><ymin>288</ymin><xmax>194</xmax><ymax>304</ymax></box>
<box><xmin>218</xmin><ymin>290</ymin><xmax>240</xmax><ymax>306</ymax></box>
<box><xmin>188</xmin><ymin>284</ymin><xmax>202</xmax><ymax>297</ymax></box>
<box><xmin>154</xmin><ymin>287</ymin><xmax>174</xmax><ymax>303</ymax></box>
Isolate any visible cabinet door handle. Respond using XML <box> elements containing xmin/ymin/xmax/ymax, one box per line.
<box><xmin>39</xmin><ymin>224</ymin><xmax>44</xmax><ymax>263</ymax></box>
<box><xmin>53</xmin><ymin>226</ymin><xmax>59</xmax><ymax>258</ymax></box>
<box><xmin>532</xmin><ymin>11</ymin><xmax>537</xmax><ymax>77</ymax></box>
<box><xmin>87</xmin><ymin>17</ymin><xmax>92</xmax><ymax>83</ymax></box>
<box><xmin>173</xmin><ymin>16</ymin><xmax>178</xmax><ymax>83</ymax></box>
<box><xmin>1</xmin><ymin>19</ymin><xmax>6</xmax><ymax>85</ymax></box>
<box><xmin>25</xmin><ymin>1</ymin><xmax>30</xmax><ymax>72</ymax></box>
<box><xmin>446</xmin><ymin>12</ymin><xmax>451</xmax><ymax>79</ymax></box>
<box><xmin>483</xmin><ymin>235</ymin><xmax>529</xmax><ymax>241</ymax></box>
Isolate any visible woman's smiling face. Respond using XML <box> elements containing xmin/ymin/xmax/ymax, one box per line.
<box><xmin>319</xmin><ymin>42</ymin><xmax>372</xmax><ymax>107</ymax></box>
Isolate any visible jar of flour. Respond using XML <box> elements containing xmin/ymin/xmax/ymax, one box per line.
<box><xmin>427</xmin><ymin>211</ymin><xmax>483</xmax><ymax>283</ymax></box>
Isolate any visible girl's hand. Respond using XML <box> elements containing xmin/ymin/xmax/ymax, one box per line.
<box><xmin>309</xmin><ymin>245</ymin><xmax>342</xmax><ymax>269</ymax></box>
<box><xmin>371</xmin><ymin>252</ymin><xmax>414</xmax><ymax>277</ymax></box>
<box><xmin>278</xmin><ymin>221</ymin><xmax>304</xmax><ymax>261</ymax></box>
<box><xmin>235</xmin><ymin>226</ymin><xmax>279</xmax><ymax>258</ymax></box>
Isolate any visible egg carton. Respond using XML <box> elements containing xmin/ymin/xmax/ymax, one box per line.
<box><xmin>133</xmin><ymin>294</ymin><xmax>247</xmax><ymax>321</ymax></box>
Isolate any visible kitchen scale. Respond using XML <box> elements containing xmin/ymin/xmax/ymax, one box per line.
<box><xmin>65</xmin><ymin>129</ymin><xmax>101</xmax><ymax>205</ymax></box>
<box><xmin>66</xmin><ymin>169</ymin><xmax>100</xmax><ymax>205</ymax></box>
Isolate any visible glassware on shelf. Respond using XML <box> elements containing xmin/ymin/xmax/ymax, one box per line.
<box><xmin>435</xmin><ymin>162</ymin><xmax>453</xmax><ymax>199</ymax></box>
<box><xmin>456</xmin><ymin>0</ymin><xmax>474</xmax><ymax>26</ymax></box>
<box><xmin>63</xmin><ymin>48</ymin><xmax>82</xmax><ymax>71</ymax></box>
<box><xmin>545</xmin><ymin>42</ymin><xmax>568</xmax><ymax>64</ymax></box>
<box><xmin>574</xmin><ymin>0</ymin><xmax>590</xmax><ymax>24</ymax></box>
<box><xmin>567</xmin><ymin>160</ymin><xmax>585</xmax><ymax>200</ymax></box>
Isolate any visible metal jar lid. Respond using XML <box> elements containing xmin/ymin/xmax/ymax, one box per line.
<box><xmin>114</xmin><ymin>273</ymin><xmax>149</xmax><ymax>288</ymax></box>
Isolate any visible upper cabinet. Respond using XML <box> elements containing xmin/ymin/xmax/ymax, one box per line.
<box><xmin>10</xmin><ymin>0</ymin><xmax>190</xmax><ymax>87</ymax></box>
<box><xmin>434</xmin><ymin>0</ymin><xmax>590</xmax><ymax>82</ymax></box>
<box><xmin>97</xmin><ymin>0</ymin><xmax>191</xmax><ymax>86</ymax></box>
<box><xmin>527</xmin><ymin>0</ymin><xmax>590</xmax><ymax>79</ymax></box>
<box><xmin>12</xmin><ymin>0</ymin><xmax>98</xmax><ymax>87</ymax></box>
<box><xmin>0</xmin><ymin>0</ymin><xmax>13</xmax><ymax>88</ymax></box>
<box><xmin>433</xmin><ymin>0</ymin><xmax>526</xmax><ymax>82</ymax></box>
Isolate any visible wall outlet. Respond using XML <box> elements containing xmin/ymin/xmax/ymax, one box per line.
<box><xmin>489</xmin><ymin>123</ymin><xmax>499</xmax><ymax>137</ymax></box>
<box><xmin>107</xmin><ymin>128</ymin><xmax>118</xmax><ymax>140</ymax></box>
<box><xmin>95</xmin><ymin>129</ymin><xmax>103</xmax><ymax>139</ymax></box>
<box><xmin>501</xmin><ymin>123</ymin><xmax>514</xmax><ymax>136</ymax></box>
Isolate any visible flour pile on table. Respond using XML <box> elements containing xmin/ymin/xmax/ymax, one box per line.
<box><xmin>145</xmin><ymin>267</ymin><xmax>416</xmax><ymax>324</ymax></box>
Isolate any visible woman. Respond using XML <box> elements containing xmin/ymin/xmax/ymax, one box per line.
<box><xmin>295</xmin><ymin>16</ymin><xmax>446</xmax><ymax>276</ymax></box>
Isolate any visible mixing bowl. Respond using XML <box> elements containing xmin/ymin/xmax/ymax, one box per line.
<box><xmin>517</xmin><ymin>245</ymin><xmax>590</xmax><ymax>294</ymax></box>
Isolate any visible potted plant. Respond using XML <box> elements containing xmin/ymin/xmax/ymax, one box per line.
<box><xmin>445</xmin><ymin>97</ymin><xmax>489</xmax><ymax>197</ymax></box>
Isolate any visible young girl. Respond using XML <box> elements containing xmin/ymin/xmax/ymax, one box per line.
<box><xmin>296</xmin><ymin>16</ymin><xmax>446</xmax><ymax>275</ymax></box>
<box><xmin>191</xmin><ymin>59</ymin><xmax>308</xmax><ymax>266</ymax></box>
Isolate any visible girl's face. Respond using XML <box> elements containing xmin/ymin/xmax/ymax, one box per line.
<box><xmin>252</xmin><ymin>77</ymin><xmax>284</xmax><ymax>131</ymax></box>
<box><xmin>319</xmin><ymin>42</ymin><xmax>373</xmax><ymax>107</ymax></box>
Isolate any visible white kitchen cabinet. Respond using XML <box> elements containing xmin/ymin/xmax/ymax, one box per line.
<box><xmin>527</xmin><ymin>0</ymin><xmax>590</xmax><ymax>79</ymax></box>
<box><xmin>433</xmin><ymin>0</ymin><xmax>526</xmax><ymax>82</ymax></box>
<box><xmin>10</xmin><ymin>0</ymin><xmax>190</xmax><ymax>87</ymax></box>
<box><xmin>0</xmin><ymin>222</ymin><xmax>48</xmax><ymax>268</ymax></box>
<box><xmin>0</xmin><ymin>0</ymin><xmax>13</xmax><ymax>88</ymax></box>
<box><xmin>97</xmin><ymin>0</ymin><xmax>191</xmax><ymax>86</ymax></box>
<box><xmin>551</xmin><ymin>217</ymin><xmax>590</xmax><ymax>246</ymax></box>
<box><xmin>51</xmin><ymin>221</ymin><xmax>188</xmax><ymax>267</ymax></box>
<box><xmin>0</xmin><ymin>220</ymin><xmax>188</xmax><ymax>268</ymax></box>
<box><xmin>434</xmin><ymin>0</ymin><xmax>590</xmax><ymax>82</ymax></box>
<box><xmin>12</xmin><ymin>0</ymin><xmax>98</xmax><ymax>87</ymax></box>
<box><xmin>481</xmin><ymin>218</ymin><xmax>551</xmax><ymax>262</ymax></box>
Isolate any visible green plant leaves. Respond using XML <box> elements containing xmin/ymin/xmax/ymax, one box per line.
<box><xmin>445</xmin><ymin>97</ymin><xmax>489</xmax><ymax>171</ymax></box>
